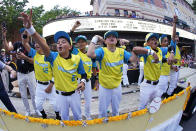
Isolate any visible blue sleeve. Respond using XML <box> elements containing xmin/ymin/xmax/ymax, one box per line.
<box><xmin>160</xmin><ymin>47</ymin><xmax>168</xmax><ymax>58</ymax></box>
<box><xmin>28</xmin><ymin>48</ymin><xmax>37</xmax><ymax>58</ymax></box>
<box><xmin>77</xmin><ymin>59</ymin><xmax>86</xmax><ymax>74</ymax></box>
<box><xmin>95</xmin><ymin>48</ymin><xmax>104</xmax><ymax>61</ymax></box>
<box><xmin>124</xmin><ymin>50</ymin><xmax>131</xmax><ymax>63</ymax></box>
<box><xmin>44</xmin><ymin>51</ymin><xmax>58</xmax><ymax>66</ymax></box>
<box><xmin>92</xmin><ymin>60</ymin><xmax>97</xmax><ymax>68</ymax></box>
<box><xmin>170</xmin><ymin>40</ymin><xmax>176</xmax><ymax>47</ymax></box>
<box><xmin>72</xmin><ymin>47</ymin><xmax>79</xmax><ymax>55</ymax></box>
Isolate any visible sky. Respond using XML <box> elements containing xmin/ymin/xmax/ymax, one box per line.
<box><xmin>25</xmin><ymin>0</ymin><xmax>93</xmax><ymax>13</ymax></box>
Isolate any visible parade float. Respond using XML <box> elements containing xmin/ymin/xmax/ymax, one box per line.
<box><xmin>0</xmin><ymin>83</ymin><xmax>191</xmax><ymax>131</ymax></box>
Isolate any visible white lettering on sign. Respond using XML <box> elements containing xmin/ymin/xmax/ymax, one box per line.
<box><xmin>43</xmin><ymin>17</ymin><xmax>196</xmax><ymax>40</ymax></box>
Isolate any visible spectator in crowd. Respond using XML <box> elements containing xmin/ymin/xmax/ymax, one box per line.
<box><xmin>0</xmin><ymin>48</ymin><xmax>11</xmax><ymax>92</ymax></box>
<box><xmin>2</xmin><ymin>26</ymin><xmax>41</xmax><ymax>116</ymax></box>
<box><xmin>0</xmin><ymin>60</ymin><xmax>17</xmax><ymax>113</ymax></box>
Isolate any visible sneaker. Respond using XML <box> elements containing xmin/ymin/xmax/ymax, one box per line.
<box><xmin>25</xmin><ymin>112</ymin><xmax>31</xmax><ymax>116</ymax></box>
<box><xmin>35</xmin><ymin>110</ymin><xmax>42</xmax><ymax>116</ymax></box>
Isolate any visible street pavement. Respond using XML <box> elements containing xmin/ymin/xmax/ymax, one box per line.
<box><xmin>181</xmin><ymin>113</ymin><xmax>196</xmax><ymax>131</ymax></box>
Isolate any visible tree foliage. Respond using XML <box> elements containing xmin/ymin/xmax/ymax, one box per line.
<box><xmin>0</xmin><ymin>0</ymin><xmax>80</xmax><ymax>41</ymax></box>
<box><xmin>0</xmin><ymin>0</ymin><xmax>29</xmax><ymax>39</ymax></box>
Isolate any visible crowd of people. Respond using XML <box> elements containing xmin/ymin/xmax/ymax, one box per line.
<box><xmin>181</xmin><ymin>53</ymin><xmax>194</xmax><ymax>68</ymax></box>
<box><xmin>0</xmin><ymin>10</ymin><xmax>183</xmax><ymax>121</ymax></box>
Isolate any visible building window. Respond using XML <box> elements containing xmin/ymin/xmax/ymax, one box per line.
<box><xmin>150</xmin><ymin>0</ymin><xmax>154</xmax><ymax>4</ymax></box>
<box><xmin>161</xmin><ymin>0</ymin><xmax>167</xmax><ymax>9</ymax></box>
<box><xmin>115</xmin><ymin>9</ymin><xmax>120</xmax><ymax>16</ymax></box>
<box><xmin>124</xmin><ymin>10</ymin><xmax>128</xmax><ymax>16</ymax></box>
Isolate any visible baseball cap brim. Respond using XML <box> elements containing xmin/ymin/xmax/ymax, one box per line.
<box><xmin>54</xmin><ymin>31</ymin><xmax>72</xmax><ymax>45</ymax></box>
<box><xmin>75</xmin><ymin>35</ymin><xmax>87</xmax><ymax>43</ymax></box>
<box><xmin>145</xmin><ymin>33</ymin><xmax>159</xmax><ymax>42</ymax></box>
<box><xmin>104</xmin><ymin>31</ymin><xmax>118</xmax><ymax>39</ymax></box>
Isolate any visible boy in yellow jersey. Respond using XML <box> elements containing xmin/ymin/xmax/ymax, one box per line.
<box><xmin>87</xmin><ymin>31</ymin><xmax>138</xmax><ymax>117</ymax></box>
<box><xmin>157</xmin><ymin>34</ymin><xmax>175</xmax><ymax>97</ymax></box>
<box><xmin>72</xmin><ymin>35</ymin><xmax>97</xmax><ymax>120</ymax></box>
<box><xmin>132</xmin><ymin>33</ymin><xmax>174</xmax><ymax>110</ymax></box>
<box><xmin>19</xmin><ymin>10</ymin><xmax>87</xmax><ymax>120</ymax></box>
<box><xmin>22</xmin><ymin>33</ymin><xmax>61</xmax><ymax>119</ymax></box>
<box><xmin>167</xmin><ymin>15</ymin><xmax>182</xmax><ymax>96</ymax></box>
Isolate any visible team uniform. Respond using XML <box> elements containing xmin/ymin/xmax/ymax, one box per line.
<box><xmin>157</xmin><ymin>47</ymin><xmax>171</xmax><ymax>97</ymax></box>
<box><xmin>28</xmin><ymin>48</ymin><xmax>59</xmax><ymax>118</ymax></box>
<box><xmin>72</xmin><ymin>48</ymin><xmax>96</xmax><ymax>120</ymax></box>
<box><xmin>139</xmin><ymin>46</ymin><xmax>162</xmax><ymax>110</ymax></box>
<box><xmin>167</xmin><ymin>40</ymin><xmax>181</xmax><ymax>96</ymax></box>
<box><xmin>138</xmin><ymin>57</ymin><xmax>144</xmax><ymax>86</ymax></box>
<box><xmin>45</xmin><ymin>51</ymin><xmax>86</xmax><ymax>120</ymax></box>
<box><xmin>95</xmin><ymin>47</ymin><xmax>131</xmax><ymax>117</ymax></box>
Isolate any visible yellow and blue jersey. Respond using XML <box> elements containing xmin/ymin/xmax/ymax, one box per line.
<box><xmin>95</xmin><ymin>47</ymin><xmax>131</xmax><ymax>89</ymax></box>
<box><xmin>160</xmin><ymin>47</ymin><xmax>171</xmax><ymax>76</ymax></box>
<box><xmin>170</xmin><ymin>40</ymin><xmax>181</xmax><ymax>66</ymax></box>
<box><xmin>140</xmin><ymin>46</ymin><xmax>162</xmax><ymax>81</ymax></box>
<box><xmin>45</xmin><ymin>51</ymin><xmax>86</xmax><ymax>92</ymax></box>
<box><xmin>72</xmin><ymin>47</ymin><xmax>97</xmax><ymax>79</ymax></box>
<box><xmin>29</xmin><ymin>48</ymin><xmax>52</xmax><ymax>82</ymax></box>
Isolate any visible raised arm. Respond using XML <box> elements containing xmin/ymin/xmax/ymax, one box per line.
<box><xmin>70</xmin><ymin>21</ymin><xmax>81</xmax><ymax>33</ymax></box>
<box><xmin>21</xmin><ymin>31</ymin><xmax>31</xmax><ymax>53</ymax></box>
<box><xmin>132</xmin><ymin>46</ymin><xmax>148</xmax><ymax>55</ymax></box>
<box><xmin>87</xmin><ymin>35</ymin><xmax>104</xmax><ymax>59</ymax></box>
<box><xmin>18</xmin><ymin>10</ymin><xmax>50</xmax><ymax>57</ymax></box>
<box><xmin>129</xmin><ymin>52</ymin><xmax>138</xmax><ymax>63</ymax></box>
<box><xmin>1</xmin><ymin>26</ymin><xmax>14</xmax><ymax>51</ymax></box>
<box><xmin>172</xmin><ymin>15</ymin><xmax>178</xmax><ymax>42</ymax></box>
<box><xmin>133</xmin><ymin>46</ymin><xmax>159</xmax><ymax>63</ymax></box>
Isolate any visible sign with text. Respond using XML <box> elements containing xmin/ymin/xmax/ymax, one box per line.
<box><xmin>43</xmin><ymin>17</ymin><xmax>196</xmax><ymax>40</ymax></box>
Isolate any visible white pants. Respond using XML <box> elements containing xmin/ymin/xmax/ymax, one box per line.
<box><xmin>35</xmin><ymin>82</ymin><xmax>58</xmax><ymax>112</ymax></box>
<box><xmin>17</xmin><ymin>71</ymin><xmax>37</xmax><ymax>113</ymax></box>
<box><xmin>99</xmin><ymin>84</ymin><xmax>122</xmax><ymax>118</ymax></box>
<box><xmin>139</xmin><ymin>80</ymin><xmax>159</xmax><ymax>110</ymax></box>
<box><xmin>157</xmin><ymin>75</ymin><xmax>169</xmax><ymax>97</ymax></box>
<box><xmin>138</xmin><ymin>68</ymin><xmax>144</xmax><ymax>86</ymax></box>
<box><xmin>167</xmin><ymin>70</ymin><xmax>179</xmax><ymax>95</ymax></box>
<box><xmin>1</xmin><ymin>69</ymin><xmax>9</xmax><ymax>92</ymax></box>
<box><xmin>122</xmin><ymin>64</ymin><xmax>129</xmax><ymax>85</ymax></box>
<box><xmin>83</xmin><ymin>80</ymin><xmax>92</xmax><ymax>119</ymax></box>
<box><xmin>56</xmin><ymin>91</ymin><xmax>81</xmax><ymax>120</ymax></box>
